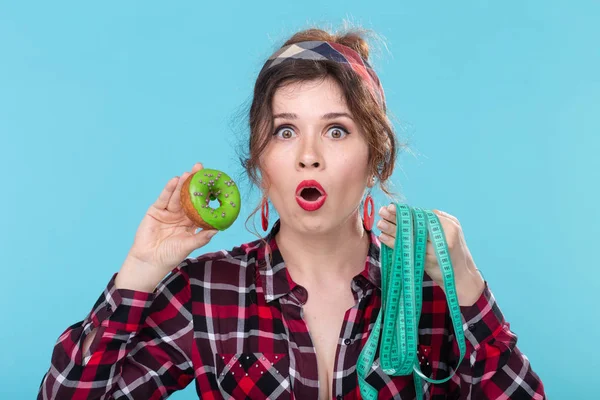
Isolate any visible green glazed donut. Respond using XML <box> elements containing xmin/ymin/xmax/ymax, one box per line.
<box><xmin>180</xmin><ymin>168</ymin><xmax>241</xmax><ymax>230</ymax></box>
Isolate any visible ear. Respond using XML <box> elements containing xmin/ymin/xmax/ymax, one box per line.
<box><xmin>367</xmin><ymin>174</ymin><xmax>376</xmax><ymax>188</ymax></box>
<box><xmin>259</xmin><ymin>168</ymin><xmax>270</xmax><ymax>191</ymax></box>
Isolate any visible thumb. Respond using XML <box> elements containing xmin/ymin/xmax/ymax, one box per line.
<box><xmin>181</xmin><ymin>229</ymin><xmax>219</xmax><ymax>254</ymax></box>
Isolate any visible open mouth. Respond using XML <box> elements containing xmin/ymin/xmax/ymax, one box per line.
<box><xmin>299</xmin><ymin>187</ymin><xmax>323</xmax><ymax>202</ymax></box>
<box><xmin>295</xmin><ymin>181</ymin><xmax>327</xmax><ymax>211</ymax></box>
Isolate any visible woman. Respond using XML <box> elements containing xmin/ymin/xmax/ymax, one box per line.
<box><xmin>37</xmin><ymin>27</ymin><xmax>546</xmax><ymax>399</ymax></box>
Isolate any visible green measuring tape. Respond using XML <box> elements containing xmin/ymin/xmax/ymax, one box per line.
<box><xmin>357</xmin><ymin>203</ymin><xmax>467</xmax><ymax>399</ymax></box>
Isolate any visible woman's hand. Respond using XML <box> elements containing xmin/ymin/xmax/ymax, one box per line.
<box><xmin>116</xmin><ymin>162</ymin><xmax>219</xmax><ymax>292</ymax></box>
<box><xmin>376</xmin><ymin>204</ymin><xmax>485</xmax><ymax>306</ymax></box>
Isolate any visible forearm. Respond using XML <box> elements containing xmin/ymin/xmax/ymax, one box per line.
<box><xmin>38</xmin><ymin>317</ymin><xmax>134</xmax><ymax>399</ymax></box>
<box><xmin>115</xmin><ymin>254</ymin><xmax>166</xmax><ymax>293</ymax></box>
<box><xmin>38</xmin><ymin>273</ymin><xmax>156</xmax><ymax>399</ymax></box>
<box><xmin>455</xmin><ymin>268</ymin><xmax>485</xmax><ymax>306</ymax></box>
<box><xmin>82</xmin><ymin>327</ymin><xmax>99</xmax><ymax>355</ymax></box>
<box><xmin>439</xmin><ymin>266</ymin><xmax>486</xmax><ymax>306</ymax></box>
<box><xmin>79</xmin><ymin>257</ymin><xmax>160</xmax><ymax>358</ymax></box>
<box><xmin>450</xmin><ymin>282</ymin><xmax>546</xmax><ymax>399</ymax></box>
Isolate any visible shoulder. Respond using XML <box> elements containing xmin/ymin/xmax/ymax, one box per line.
<box><xmin>168</xmin><ymin>236</ymin><xmax>264</xmax><ymax>290</ymax></box>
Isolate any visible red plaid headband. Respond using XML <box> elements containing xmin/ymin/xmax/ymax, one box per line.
<box><xmin>259</xmin><ymin>40</ymin><xmax>386</xmax><ymax>108</ymax></box>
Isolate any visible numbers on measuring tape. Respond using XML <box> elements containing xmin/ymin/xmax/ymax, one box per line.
<box><xmin>357</xmin><ymin>203</ymin><xmax>467</xmax><ymax>400</ymax></box>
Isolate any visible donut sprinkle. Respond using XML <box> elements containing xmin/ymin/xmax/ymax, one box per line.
<box><xmin>187</xmin><ymin>168</ymin><xmax>242</xmax><ymax>230</ymax></box>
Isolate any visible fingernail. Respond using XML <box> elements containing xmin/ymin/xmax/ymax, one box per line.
<box><xmin>207</xmin><ymin>230</ymin><xmax>218</xmax><ymax>239</ymax></box>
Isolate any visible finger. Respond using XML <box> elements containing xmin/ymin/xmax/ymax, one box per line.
<box><xmin>425</xmin><ymin>239</ymin><xmax>438</xmax><ymax>262</ymax></box>
<box><xmin>154</xmin><ymin>176</ymin><xmax>180</xmax><ymax>210</ymax></box>
<box><xmin>181</xmin><ymin>229</ymin><xmax>219</xmax><ymax>255</ymax></box>
<box><xmin>378</xmin><ymin>206</ymin><xmax>397</xmax><ymax>224</ymax></box>
<box><xmin>432</xmin><ymin>209</ymin><xmax>460</xmax><ymax>226</ymax></box>
<box><xmin>379</xmin><ymin>232</ymin><xmax>395</xmax><ymax>248</ymax></box>
<box><xmin>191</xmin><ymin>162</ymin><xmax>204</xmax><ymax>174</ymax></box>
<box><xmin>425</xmin><ymin>239</ymin><xmax>436</xmax><ymax>255</ymax></box>
<box><xmin>168</xmin><ymin>171</ymin><xmax>191</xmax><ymax>211</ymax></box>
<box><xmin>376</xmin><ymin>219</ymin><xmax>396</xmax><ymax>236</ymax></box>
<box><xmin>165</xmin><ymin>163</ymin><xmax>203</xmax><ymax>211</ymax></box>
<box><xmin>379</xmin><ymin>213</ymin><xmax>396</xmax><ymax>230</ymax></box>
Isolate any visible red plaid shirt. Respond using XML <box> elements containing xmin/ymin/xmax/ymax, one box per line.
<box><xmin>38</xmin><ymin>219</ymin><xmax>546</xmax><ymax>399</ymax></box>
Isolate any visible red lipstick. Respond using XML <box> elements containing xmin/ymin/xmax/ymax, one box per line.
<box><xmin>295</xmin><ymin>180</ymin><xmax>327</xmax><ymax>211</ymax></box>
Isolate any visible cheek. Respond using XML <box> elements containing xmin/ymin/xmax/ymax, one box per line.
<box><xmin>335</xmin><ymin>148</ymin><xmax>369</xmax><ymax>182</ymax></box>
<box><xmin>261</xmin><ymin>149</ymin><xmax>290</xmax><ymax>189</ymax></box>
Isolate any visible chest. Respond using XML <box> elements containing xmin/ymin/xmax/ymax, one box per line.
<box><xmin>202</xmin><ymin>282</ymin><xmax>424</xmax><ymax>399</ymax></box>
<box><xmin>302</xmin><ymin>286</ymin><xmax>357</xmax><ymax>399</ymax></box>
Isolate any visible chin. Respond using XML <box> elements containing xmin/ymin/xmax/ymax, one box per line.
<box><xmin>299</xmin><ymin>218</ymin><xmax>327</xmax><ymax>232</ymax></box>
<box><xmin>286</xmin><ymin>213</ymin><xmax>327</xmax><ymax>233</ymax></box>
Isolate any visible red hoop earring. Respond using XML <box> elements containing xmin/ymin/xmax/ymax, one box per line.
<box><xmin>363</xmin><ymin>194</ymin><xmax>374</xmax><ymax>231</ymax></box>
<box><xmin>261</xmin><ymin>197</ymin><xmax>269</xmax><ymax>231</ymax></box>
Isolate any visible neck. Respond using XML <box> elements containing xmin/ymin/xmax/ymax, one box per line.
<box><xmin>274</xmin><ymin>211</ymin><xmax>370</xmax><ymax>283</ymax></box>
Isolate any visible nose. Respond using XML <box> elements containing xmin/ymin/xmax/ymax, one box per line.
<box><xmin>295</xmin><ymin>129</ymin><xmax>325</xmax><ymax>170</ymax></box>
<box><xmin>299</xmin><ymin>160</ymin><xmax>320</xmax><ymax>168</ymax></box>
<box><xmin>297</xmin><ymin>141</ymin><xmax>323</xmax><ymax>170</ymax></box>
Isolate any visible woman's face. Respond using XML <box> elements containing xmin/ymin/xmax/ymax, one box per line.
<box><xmin>261</xmin><ymin>76</ymin><xmax>373</xmax><ymax>233</ymax></box>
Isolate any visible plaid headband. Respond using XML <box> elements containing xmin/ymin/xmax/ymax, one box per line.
<box><xmin>259</xmin><ymin>40</ymin><xmax>386</xmax><ymax>108</ymax></box>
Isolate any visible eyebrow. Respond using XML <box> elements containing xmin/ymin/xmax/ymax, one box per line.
<box><xmin>272</xmin><ymin>112</ymin><xmax>354</xmax><ymax>120</ymax></box>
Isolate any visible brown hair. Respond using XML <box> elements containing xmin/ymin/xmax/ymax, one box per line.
<box><xmin>233</xmin><ymin>25</ymin><xmax>409</xmax><ymax>250</ymax></box>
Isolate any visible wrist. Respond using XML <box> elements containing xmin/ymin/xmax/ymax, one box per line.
<box><xmin>115</xmin><ymin>255</ymin><xmax>164</xmax><ymax>293</ymax></box>
<box><xmin>455</xmin><ymin>268</ymin><xmax>485</xmax><ymax>307</ymax></box>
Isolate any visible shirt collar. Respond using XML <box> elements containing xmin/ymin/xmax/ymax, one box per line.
<box><xmin>255</xmin><ymin>218</ymin><xmax>382</xmax><ymax>303</ymax></box>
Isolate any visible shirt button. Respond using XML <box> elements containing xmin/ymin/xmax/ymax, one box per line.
<box><xmin>336</xmin><ymin>395</ymin><xmax>343</xmax><ymax>400</ymax></box>
<box><xmin>105</xmin><ymin>304</ymin><xmax>112</xmax><ymax>312</ymax></box>
<box><xmin>468</xmin><ymin>323</ymin><xmax>476</xmax><ymax>331</ymax></box>
<box><xmin>344</xmin><ymin>338</ymin><xmax>352</xmax><ymax>345</ymax></box>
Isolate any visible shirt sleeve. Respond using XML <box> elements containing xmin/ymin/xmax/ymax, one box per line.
<box><xmin>444</xmin><ymin>281</ymin><xmax>547</xmax><ymax>399</ymax></box>
<box><xmin>37</xmin><ymin>266</ymin><xmax>195</xmax><ymax>399</ymax></box>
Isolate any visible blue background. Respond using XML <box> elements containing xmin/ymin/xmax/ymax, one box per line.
<box><xmin>1</xmin><ymin>1</ymin><xmax>598</xmax><ymax>398</ymax></box>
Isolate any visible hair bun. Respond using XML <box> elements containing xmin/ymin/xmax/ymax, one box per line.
<box><xmin>337</xmin><ymin>33</ymin><xmax>370</xmax><ymax>61</ymax></box>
